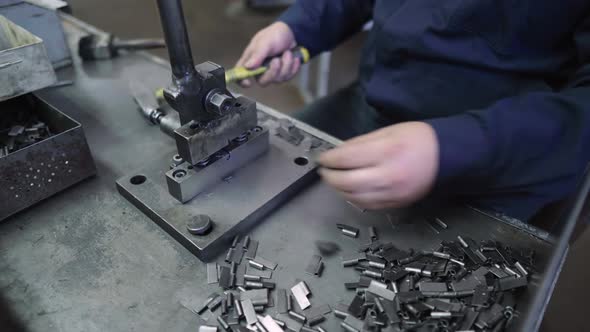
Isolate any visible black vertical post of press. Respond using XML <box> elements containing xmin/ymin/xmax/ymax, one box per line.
<box><xmin>156</xmin><ymin>0</ymin><xmax>195</xmax><ymax>77</ymax></box>
<box><xmin>156</xmin><ymin>0</ymin><xmax>212</xmax><ymax>124</ymax></box>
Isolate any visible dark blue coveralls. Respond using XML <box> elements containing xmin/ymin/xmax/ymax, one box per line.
<box><xmin>279</xmin><ymin>0</ymin><xmax>590</xmax><ymax>221</ymax></box>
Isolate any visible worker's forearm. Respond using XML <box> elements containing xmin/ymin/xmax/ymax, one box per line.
<box><xmin>425</xmin><ymin>13</ymin><xmax>590</xmax><ymax>219</ymax></box>
<box><xmin>278</xmin><ymin>0</ymin><xmax>373</xmax><ymax>56</ymax></box>
<box><xmin>426</xmin><ymin>85</ymin><xmax>590</xmax><ymax>216</ymax></box>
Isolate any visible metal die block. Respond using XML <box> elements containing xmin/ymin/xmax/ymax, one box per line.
<box><xmin>166</xmin><ymin>127</ymin><xmax>270</xmax><ymax>203</ymax></box>
<box><xmin>174</xmin><ymin>96</ymin><xmax>258</xmax><ymax>165</ymax></box>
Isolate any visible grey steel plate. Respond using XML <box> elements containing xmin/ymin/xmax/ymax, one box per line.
<box><xmin>116</xmin><ymin>124</ymin><xmax>320</xmax><ymax>261</ymax></box>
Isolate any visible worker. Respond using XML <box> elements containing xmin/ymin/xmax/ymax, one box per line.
<box><xmin>236</xmin><ymin>1</ymin><xmax>590</xmax><ymax>221</ymax></box>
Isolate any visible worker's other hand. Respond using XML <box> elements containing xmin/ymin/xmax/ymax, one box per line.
<box><xmin>317</xmin><ymin>122</ymin><xmax>439</xmax><ymax>210</ymax></box>
<box><xmin>236</xmin><ymin>22</ymin><xmax>300</xmax><ymax>87</ymax></box>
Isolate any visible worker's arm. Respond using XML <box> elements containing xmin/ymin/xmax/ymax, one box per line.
<box><xmin>278</xmin><ymin>0</ymin><xmax>374</xmax><ymax>57</ymax></box>
<box><xmin>236</xmin><ymin>0</ymin><xmax>373</xmax><ymax>87</ymax></box>
<box><xmin>318</xmin><ymin>14</ymin><xmax>590</xmax><ymax>220</ymax></box>
<box><xmin>425</xmin><ymin>85</ymin><xmax>590</xmax><ymax>218</ymax></box>
<box><xmin>424</xmin><ymin>15</ymin><xmax>590</xmax><ymax>218</ymax></box>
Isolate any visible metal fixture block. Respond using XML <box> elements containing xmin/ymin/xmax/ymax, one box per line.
<box><xmin>174</xmin><ymin>96</ymin><xmax>258</xmax><ymax>165</ymax></box>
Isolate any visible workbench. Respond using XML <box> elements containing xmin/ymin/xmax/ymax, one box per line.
<box><xmin>0</xmin><ymin>14</ymin><xmax>565</xmax><ymax>332</ymax></box>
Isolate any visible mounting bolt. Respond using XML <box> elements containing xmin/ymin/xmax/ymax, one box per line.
<box><xmin>171</xmin><ymin>154</ymin><xmax>184</xmax><ymax>166</ymax></box>
<box><xmin>187</xmin><ymin>214</ymin><xmax>213</xmax><ymax>235</ymax></box>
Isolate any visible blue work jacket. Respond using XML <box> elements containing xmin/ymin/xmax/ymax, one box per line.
<box><xmin>280</xmin><ymin>0</ymin><xmax>590</xmax><ymax>220</ymax></box>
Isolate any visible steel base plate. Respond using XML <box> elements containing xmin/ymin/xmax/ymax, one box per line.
<box><xmin>116</xmin><ymin>120</ymin><xmax>324</xmax><ymax>261</ymax></box>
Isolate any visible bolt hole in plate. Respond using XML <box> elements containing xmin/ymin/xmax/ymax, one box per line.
<box><xmin>130</xmin><ymin>175</ymin><xmax>147</xmax><ymax>185</ymax></box>
<box><xmin>294</xmin><ymin>156</ymin><xmax>309</xmax><ymax>166</ymax></box>
<box><xmin>173</xmin><ymin>169</ymin><xmax>187</xmax><ymax>179</ymax></box>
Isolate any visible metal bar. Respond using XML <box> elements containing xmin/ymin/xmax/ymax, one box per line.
<box><xmin>155</xmin><ymin>0</ymin><xmax>213</xmax><ymax>124</ymax></box>
<box><xmin>316</xmin><ymin>52</ymin><xmax>331</xmax><ymax>98</ymax></box>
<box><xmin>155</xmin><ymin>0</ymin><xmax>195</xmax><ymax>78</ymax></box>
<box><xmin>297</xmin><ymin>63</ymin><xmax>313</xmax><ymax>103</ymax></box>
<box><xmin>113</xmin><ymin>38</ymin><xmax>166</xmax><ymax>50</ymax></box>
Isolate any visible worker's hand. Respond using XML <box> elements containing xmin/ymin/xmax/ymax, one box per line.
<box><xmin>236</xmin><ymin>22</ymin><xmax>300</xmax><ymax>87</ymax></box>
<box><xmin>317</xmin><ymin>122</ymin><xmax>439</xmax><ymax>210</ymax></box>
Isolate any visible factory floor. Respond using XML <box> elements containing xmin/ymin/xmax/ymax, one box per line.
<box><xmin>52</xmin><ymin>0</ymin><xmax>590</xmax><ymax>330</ymax></box>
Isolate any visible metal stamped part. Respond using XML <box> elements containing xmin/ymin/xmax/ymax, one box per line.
<box><xmin>290</xmin><ymin>281</ymin><xmax>311</xmax><ymax>310</ymax></box>
<box><xmin>240</xmin><ymin>299</ymin><xmax>257</xmax><ymax>326</ymax></box>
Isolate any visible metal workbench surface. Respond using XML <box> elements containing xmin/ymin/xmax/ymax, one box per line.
<box><xmin>0</xmin><ymin>15</ymin><xmax>557</xmax><ymax>332</ymax></box>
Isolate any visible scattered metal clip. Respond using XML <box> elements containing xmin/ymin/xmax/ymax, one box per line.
<box><xmin>290</xmin><ymin>281</ymin><xmax>311</xmax><ymax>310</ymax></box>
<box><xmin>305</xmin><ymin>255</ymin><xmax>324</xmax><ymax>276</ymax></box>
<box><xmin>337</xmin><ymin>224</ymin><xmax>360</xmax><ymax>238</ymax></box>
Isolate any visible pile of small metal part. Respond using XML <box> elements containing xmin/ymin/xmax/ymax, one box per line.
<box><xmin>0</xmin><ymin>110</ymin><xmax>52</xmax><ymax>157</ymax></box>
<box><xmin>336</xmin><ymin>223</ymin><xmax>534</xmax><ymax>332</ymax></box>
<box><xmin>197</xmin><ymin>235</ymin><xmax>331</xmax><ymax>332</ymax></box>
<box><xmin>197</xmin><ymin>222</ymin><xmax>534</xmax><ymax>331</ymax></box>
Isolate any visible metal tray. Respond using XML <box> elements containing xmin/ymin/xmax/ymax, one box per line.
<box><xmin>0</xmin><ymin>0</ymin><xmax>72</xmax><ymax>69</ymax></box>
<box><xmin>0</xmin><ymin>14</ymin><xmax>56</xmax><ymax>101</ymax></box>
<box><xmin>0</xmin><ymin>93</ymin><xmax>96</xmax><ymax>221</ymax></box>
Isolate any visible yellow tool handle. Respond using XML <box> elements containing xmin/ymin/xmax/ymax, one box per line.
<box><xmin>155</xmin><ymin>46</ymin><xmax>310</xmax><ymax>102</ymax></box>
<box><xmin>225</xmin><ymin>46</ymin><xmax>310</xmax><ymax>84</ymax></box>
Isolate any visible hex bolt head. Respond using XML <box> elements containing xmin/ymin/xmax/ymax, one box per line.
<box><xmin>171</xmin><ymin>154</ymin><xmax>184</xmax><ymax>166</ymax></box>
<box><xmin>187</xmin><ymin>214</ymin><xmax>213</xmax><ymax>235</ymax></box>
